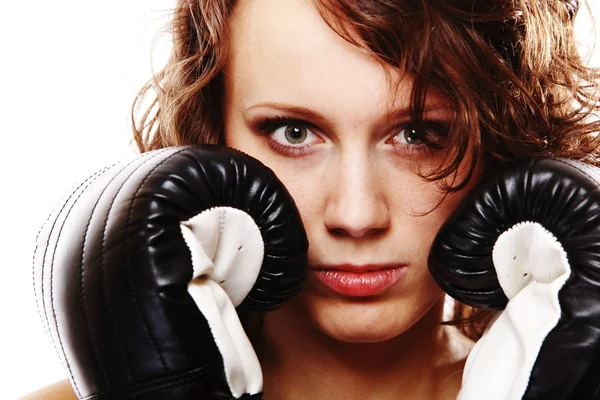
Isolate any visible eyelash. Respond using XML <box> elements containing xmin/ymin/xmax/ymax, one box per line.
<box><xmin>392</xmin><ymin>121</ymin><xmax>450</xmax><ymax>155</ymax></box>
<box><xmin>255</xmin><ymin>116</ymin><xmax>449</xmax><ymax>156</ymax></box>
<box><xmin>256</xmin><ymin>116</ymin><xmax>318</xmax><ymax>156</ymax></box>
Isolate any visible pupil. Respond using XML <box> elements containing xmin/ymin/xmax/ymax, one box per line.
<box><xmin>405</xmin><ymin>127</ymin><xmax>423</xmax><ymax>144</ymax></box>
<box><xmin>285</xmin><ymin>126</ymin><xmax>307</xmax><ymax>144</ymax></box>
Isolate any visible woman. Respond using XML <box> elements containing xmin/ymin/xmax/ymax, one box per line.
<box><xmin>25</xmin><ymin>0</ymin><xmax>600</xmax><ymax>398</ymax></box>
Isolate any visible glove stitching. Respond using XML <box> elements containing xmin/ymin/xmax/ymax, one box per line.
<box><xmin>32</xmin><ymin>165</ymin><xmax>109</xmax><ymax>358</ymax></box>
<box><xmin>41</xmin><ymin>165</ymin><xmax>114</xmax><ymax>399</ymax></box>
<box><xmin>33</xmin><ymin>165</ymin><xmax>110</xmax><ymax>349</ymax></box>
<box><xmin>79</xmin><ymin>151</ymin><xmax>165</xmax><ymax>388</ymax></box>
<box><xmin>217</xmin><ymin>208</ymin><xmax>225</xmax><ymax>275</ymax></box>
<box><xmin>552</xmin><ymin>157</ymin><xmax>600</xmax><ymax>187</ymax></box>
<box><xmin>122</xmin><ymin>147</ymin><xmax>191</xmax><ymax>373</ymax></box>
<box><xmin>99</xmin><ymin>149</ymin><xmax>174</xmax><ymax>384</ymax></box>
<box><xmin>79</xmin><ymin>164</ymin><xmax>120</xmax><ymax>389</ymax></box>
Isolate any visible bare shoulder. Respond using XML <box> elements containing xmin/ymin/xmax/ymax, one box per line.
<box><xmin>19</xmin><ymin>379</ymin><xmax>76</xmax><ymax>400</ymax></box>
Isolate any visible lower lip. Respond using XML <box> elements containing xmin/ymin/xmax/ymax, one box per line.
<box><xmin>312</xmin><ymin>267</ymin><xmax>407</xmax><ymax>297</ymax></box>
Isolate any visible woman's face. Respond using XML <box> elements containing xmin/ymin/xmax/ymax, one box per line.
<box><xmin>224</xmin><ymin>0</ymin><xmax>478</xmax><ymax>342</ymax></box>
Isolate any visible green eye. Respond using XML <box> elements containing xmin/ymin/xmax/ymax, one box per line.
<box><xmin>258</xmin><ymin>116</ymin><xmax>321</xmax><ymax>156</ymax></box>
<box><xmin>283</xmin><ymin>125</ymin><xmax>308</xmax><ymax>144</ymax></box>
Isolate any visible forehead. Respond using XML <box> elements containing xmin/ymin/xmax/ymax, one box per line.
<box><xmin>225</xmin><ymin>0</ymin><xmax>408</xmax><ymax>122</ymax></box>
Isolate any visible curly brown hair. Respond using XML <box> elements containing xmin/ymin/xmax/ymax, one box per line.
<box><xmin>132</xmin><ymin>0</ymin><xmax>600</xmax><ymax>340</ymax></box>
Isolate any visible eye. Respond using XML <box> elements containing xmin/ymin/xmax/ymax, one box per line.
<box><xmin>273</xmin><ymin>124</ymin><xmax>313</xmax><ymax>145</ymax></box>
<box><xmin>256</xmin><ymin>116</ymin><xmax>322</xmax><ymax>156</ymax></box>
<box><xmin>390</xmin><ymin>121</ymin><xmax>449</xmax><ymax>150</ymax></box>
<box><xmin>393</xmin><ymin>124</ymin><xmax>426</xmax><ymax>146</ymax></box>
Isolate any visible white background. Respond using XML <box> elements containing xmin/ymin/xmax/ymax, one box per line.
<box><xmin>1</xmin><ymin>2</ymin><xmax>175</xmax><ymax>398</ymax></box>
<box><xmin>1</xmin><ymin>1</ymin><xmax>598</xmax><ymax>399</ymax></box>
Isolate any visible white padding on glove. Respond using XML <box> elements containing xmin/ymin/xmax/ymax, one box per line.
<box><xmin>458</xmin><ymin>221</ymin><xmax>570</xmax><ymax>400</ymax></box>
<box><xmin>180</xmin><ymin>207</ymin><xmax>264</xmax><ymax>398</ymax></box>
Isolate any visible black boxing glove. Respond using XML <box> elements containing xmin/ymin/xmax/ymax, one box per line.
<box><xmin>33</xmin><ymin>146</ymin><xmax>308</xmax><ymax>399</ymax></box>
<box><xmin>429</xmin><ymin>157</ymin><xmax>600</xmax><ymax>400</ymax></box>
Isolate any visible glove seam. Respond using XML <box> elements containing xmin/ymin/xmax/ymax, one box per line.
<box><xmin>76</xmin><ymin>149</ymin><xmax>166</xmax><ymax>388</ymax></box>
<box><xmin>33</xmin><ymin>166</ymin><xmax>111</xmax><ymax>347</ymax></box>
<box><xmin>552</xmin><ymin>157</ymin><xmax>600</xmax><ymax>187</ymax></box>
<box><xmin>79</xmin><ymin>164</ymin><xmax>120</xmax><ymax>389</ymax></box>
<box><xmin>53</xmin><ymin>150</ymin><xmax>166</xmax><ymax>395</ymax></box>
<box><xmin>38</xmin><ymin>164</ymin><xmax>113</xmax><ymax>399</ymax></box>
<box><xmin>84</xmin><ymin>155</ymin><xmax>158</xmax><ymax>387</ymax></box>
<box><xmin>121</xmin><ymin>147</ymin><xmax>191</xmax><ymax>373</ymax></box>
<box><xmin>99</xmin><ymin>148</ymin><xmax>173</xmax><ymax>383</ymax></box>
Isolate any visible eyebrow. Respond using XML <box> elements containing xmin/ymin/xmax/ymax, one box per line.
<box><xmin>243</xmin><ymin>101</ymin><xmax>455</xmax><ymax>124</ymax></box>
<box><xmin>244</xmin><ymin>102</ymin><xmax>331</xmax><ymax>125</ymax></box>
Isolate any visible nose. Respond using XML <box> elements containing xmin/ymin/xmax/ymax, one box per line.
<box><xmin>323</xmin><ymin>152</ymin><xmax>390</xmax><ymax>238</ymax></box>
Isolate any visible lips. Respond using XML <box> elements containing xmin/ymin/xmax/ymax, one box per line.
<box><xmin>311</xmin><ymin>264</ymin><xmax>407</xmax><ymax>297</ymax></box>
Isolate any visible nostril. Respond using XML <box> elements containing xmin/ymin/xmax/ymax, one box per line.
<box><xmin>328</xmin><ymin>226</ymin><xmax>387</xmax><ymax>238</ymax></box>
<box><xmin>329</xmin><ymin>228</ymin><xmax>346</xmax><ymax>237</ymax></box>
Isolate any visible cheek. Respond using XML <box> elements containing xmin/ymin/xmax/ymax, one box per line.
<box><xmin>262</xmin><ymin>161</ymin><xmax>326</xmax><ymax>253</ymax></box>
<box><xmin>396</xmin><ymin>156</ymin><xmax>480</xmax><ymax>222</ymax></box>
<box><xmin>271</xmin><ymin>164</ymin><xmax>322</xmax><ymax>212</ymax></box>
<box><xmin>385</xmin><ymin>177</ymin><xmax>471</xmax><ymax>265</ymax></box>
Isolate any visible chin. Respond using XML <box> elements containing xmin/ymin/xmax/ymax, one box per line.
<box><xmin>300</xmin><ymin>289</ymin><xmax>441</xmax><ymax>343</ymax></box>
